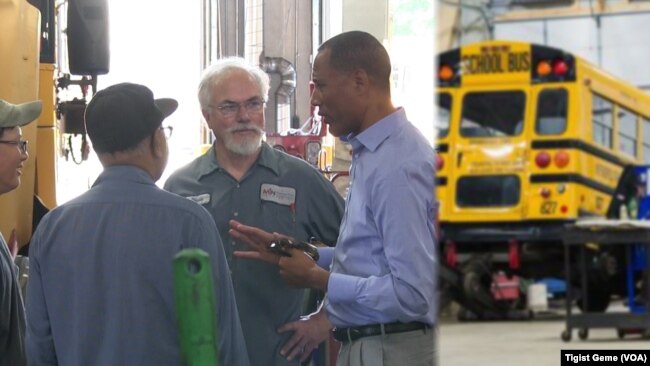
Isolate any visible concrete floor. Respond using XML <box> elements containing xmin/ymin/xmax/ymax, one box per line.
<box><xmin>439</xmin><ymin>304</ymin><xmax>650</xmax><ymax>365</ymax></box>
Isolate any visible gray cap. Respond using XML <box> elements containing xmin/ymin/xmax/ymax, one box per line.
<box><xmin>0</xmin><ymin>99</ymin><xmax>43</xmax><ymax>128</ymax></box>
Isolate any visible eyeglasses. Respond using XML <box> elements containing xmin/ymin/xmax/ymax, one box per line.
<box><xmin>211</xmin><ymin>98</ymin><xmax>266</xmax><ymax>118</ymax></box>
<box><xmin>0</xmin><ymin>140</ymin><xmax>28</xmax><ymax>154</ymax></box>
<box><xmin>160</xmin><ymin>126</ymin><xmax>173</xmax><ymax>139</ymax></box>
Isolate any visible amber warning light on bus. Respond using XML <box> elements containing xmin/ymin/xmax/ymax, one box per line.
<box><xmin>554</xmin><ymin>150</ymin><xmax>570</xmax><ymax>168</ymax></box>
<box><xmin>439</xmin><ymin>64</ymin><xmax>455</xmax><ymax>83</ymax></box>
<box><xmin>531</xmin><ymin>44</ymin><xmax>576</xmax><ymax>83</ymax></box>
<box><xmin>437</xmin><ymin>48</ymin><xmax>461</xmax><ymax>87</ymax></box>
<box><xmin>536</xmin><ymin>59</ymin><xmax>569</xmax><ymax>77</ymax></box>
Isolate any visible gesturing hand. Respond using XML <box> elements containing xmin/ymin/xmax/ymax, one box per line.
<box><xmin>229</xmin><ymin>220</ymin><xmax>289</xmax><ymax>265</ymax></box>
<box><xmin>278</xmin><ymin>307</ymin><xmax>332</xmax><ymax>362</ymax></box>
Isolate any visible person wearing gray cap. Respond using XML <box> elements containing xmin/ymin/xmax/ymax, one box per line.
<box><xmin>0</xmin><ymin>98</ymin><xmax>42</xmax><ymax>366</ymax></box>
<box><xmin>25</xmin><ymin>83</ymin><xmax>250</xmax><ymax>366</ymax></box>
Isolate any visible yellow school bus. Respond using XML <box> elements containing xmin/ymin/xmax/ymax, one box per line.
<box><xmin>436</xmin><ymin>40</ymin><xmax>650</xmax><ymax>314</ymax></box>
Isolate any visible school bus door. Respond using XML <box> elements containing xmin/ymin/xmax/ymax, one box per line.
<box><xmin>446</xmin><ymin>86</ymin><xmax>530</xmax><ymax>223</ymax></box>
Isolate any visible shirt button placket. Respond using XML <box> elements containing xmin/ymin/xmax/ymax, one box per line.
<box><xmin>232</xmin><ymin>182</ymin><xmax>241</xmax><ymax>247</ymax></box>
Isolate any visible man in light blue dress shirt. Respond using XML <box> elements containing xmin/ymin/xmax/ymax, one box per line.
<box><xmin>231</xmin><ymin>31</ymin><xmax>437</xmax><ymax>366</ymax></box>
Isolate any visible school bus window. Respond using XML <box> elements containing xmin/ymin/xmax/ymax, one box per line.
<box><xmin>456</xmin><ymin>175</ymin><xmax>520</xmax><ymax>207</ymax></box>
<box><xmin>618</xmin><ymin>106</ymin><xmax>637</xmax><ymax>157</ymax></box>
<box><xmin>592</xmin><ymin>93</ymin><xmax>613</xmax><ymax>149</ymax></box>
<box><xmin>535</xmin><ymin>88</ymin><xmax>567</xmax><ymax>135</ymax></box>
<box><xmin>643</xmin><ymin>118</ymin><xmax>650</xmax><ymax>163</ymax></box>
<box><xmin>437</xmin><ymin>92</ymin><xmax>451</xmax><ymax>138</ymax></box>
<box><xmin>460</xmin><ymin>91</ymin><xmax>525</xmax><ymax>138</ymax></box>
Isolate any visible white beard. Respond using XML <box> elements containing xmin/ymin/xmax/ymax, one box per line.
<box><xmin>222</xmin><ymin>125</ymin><xmax>264</xmax><ymax>156</ymax></box>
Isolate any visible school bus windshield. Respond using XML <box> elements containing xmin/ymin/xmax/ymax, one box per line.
<box><xmin>460</xmin><ymin>91</ymin><xmax>525</xmax><ymax>138</ymax></box>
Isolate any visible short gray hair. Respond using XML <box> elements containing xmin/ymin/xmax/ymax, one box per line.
<box><xmin>198</xmin><ymin>57</ymin><xmax>270</xmax><ymax>111</ymax></box>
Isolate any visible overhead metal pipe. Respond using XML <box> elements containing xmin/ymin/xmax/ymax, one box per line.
<box><xmin>260</xmin><ymin>55</ymin><xmax>297</xmax><ymax>131</ymax></box>
<box><xmin>260</xmin><ymin>55</ymin><xmax>297</xmax><ymax>104</ymax></box>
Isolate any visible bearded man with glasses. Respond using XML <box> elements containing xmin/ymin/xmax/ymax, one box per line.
<box><xmin>165</xmin><ymin>57</ymin><xmax>344</xmax><ymax>366</ymax></box>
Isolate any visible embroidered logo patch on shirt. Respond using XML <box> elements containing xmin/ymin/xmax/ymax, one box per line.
<box><xmin>260</xmin><ymin>184</ymin><xmax>296</xmax><ymax>206</ymax></box>
<box><xmin>186</xmin><ymin>193</ymin><xmax>211</xmax><ymax>205</ymax></box>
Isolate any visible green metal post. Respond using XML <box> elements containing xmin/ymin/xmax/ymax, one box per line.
<box><xmin>173</xmin><ymin>249</ymin><xmax>219</xmax><ymax>366</ymax></box>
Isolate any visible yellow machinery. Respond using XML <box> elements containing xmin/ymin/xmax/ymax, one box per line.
<box><xmin>0</xmin><ymin>0</ymin><xmax>108</xmax><ymax>250</ymax></box>
<box><xmin>0</xmin><ymin>0</ymin><xmax>56</xmax><ymax>249</ymax></box>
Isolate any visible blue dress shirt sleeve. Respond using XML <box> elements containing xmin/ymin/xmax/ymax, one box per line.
<box><xmin>316</xmin><ymin>246</ymin><xmax>335</xmax><ymax>270</ymax></box>
<box><xmin>327</xmin><ymin>159</ymin><xmax>436</xmax><ymax>324</ymax></box>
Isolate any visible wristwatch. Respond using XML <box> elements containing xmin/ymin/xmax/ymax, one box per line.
<box><xmin>267</xmin><ymin>238</ymin><xmax>320</xmax><ymax>261</ymax></box>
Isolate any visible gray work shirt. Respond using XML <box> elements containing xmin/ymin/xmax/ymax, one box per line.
<box><xmin>26</xmin><ymin>166</ymin><xmax>250</xmax><ymax>366</ymax></box>
<box><xmin>0</xmin><ymin>233</ymin><xmax>26</xmax><ymax>366</ymax></box>
<box><xmin>165</xmin><ymin>143</ymin><xmax>344</xmax><ymax>366</ymax></box>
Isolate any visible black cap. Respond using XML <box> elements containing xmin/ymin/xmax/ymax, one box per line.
<box><xmin>84</xmin><ymin>83</ymin><xmax>178</xmax><ymax>153</ymax></box>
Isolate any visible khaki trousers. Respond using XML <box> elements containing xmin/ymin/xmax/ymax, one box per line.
<box><xmin>336</xmin><ymin>326</ymin><xmax>437</xmax><ymax>366</ymax></box>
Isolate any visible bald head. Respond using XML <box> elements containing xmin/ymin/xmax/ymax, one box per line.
<box><xmin>318</xmin><ymin>31</ymin><xmax>392</xmax><ymax>92</ymax></box>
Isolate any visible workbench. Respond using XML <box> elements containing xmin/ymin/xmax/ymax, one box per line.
<box><xmin>561</xmin><ymin>219</ymin><xmax>650</xmax><ymax>341</ymax></box>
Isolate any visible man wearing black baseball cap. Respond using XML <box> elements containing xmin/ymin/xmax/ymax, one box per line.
<box><xmin>0</xmin><ymin>98</ymin><xmax>42</xmax><ymax>366</ymax></box>
<box><xmin>26</xmin><ymin>83</ymin><xmax>250</xmax><ymax>365</ymax></box>
<box><xmin>84</xmin><ymin>82</ymin><xmax>178</xmax><ymax>155</ymax></box>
